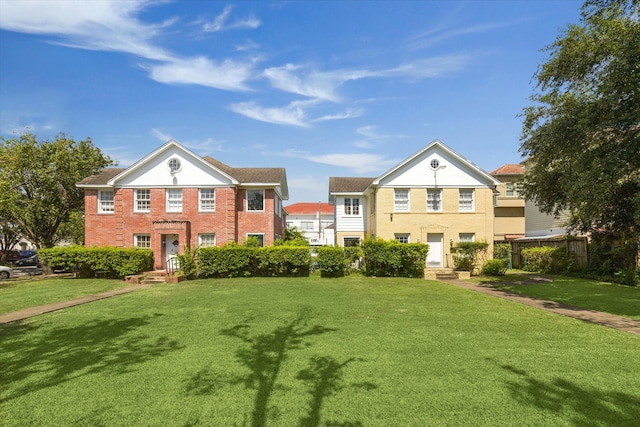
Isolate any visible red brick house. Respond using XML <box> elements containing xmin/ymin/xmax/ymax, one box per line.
<box><xmin>77</xmin><ymin>140</ymin><xmax>288</xmax><ymax>270</ymax></box>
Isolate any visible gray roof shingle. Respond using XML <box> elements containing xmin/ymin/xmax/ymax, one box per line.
<box><xmin>329</xmin><ymin>177</ymin><xmax>375</xmax><ymax>194</ymax></box>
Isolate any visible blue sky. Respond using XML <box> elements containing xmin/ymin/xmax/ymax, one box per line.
<box><xmin>0</xmin><ymin>0</ymin><xmax>583</xmax><ymax>204</ymax></box>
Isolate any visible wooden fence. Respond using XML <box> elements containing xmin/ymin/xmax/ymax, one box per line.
<box><xmin>508</xmin><ymin>237</ymin><xmax>588</xmax><ymax>270</ymax></box>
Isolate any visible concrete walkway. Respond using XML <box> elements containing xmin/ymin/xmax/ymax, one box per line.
<box><xmin>0</xmin><ymin>283</ymin><xmax>151</xmax><ymax>325</ymax></box>
<box><xmin>438</xmin><ymin>277</ymin><xmax>640</xmax><ymax>335</ymax></box>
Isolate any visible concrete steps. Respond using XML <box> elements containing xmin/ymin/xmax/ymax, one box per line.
<box><xmin>140</xmin><ymin>270</ymin><xmax>170</xmax><ymax>285</ymax></box>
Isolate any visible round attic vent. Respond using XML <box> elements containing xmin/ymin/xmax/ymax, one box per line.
<box><xmin>430</xmin><ymin>159</ymin><xmax>440</xmax><ymax>170</ymax></box>
<box><xmin>168</xmin><ymin>158</ymin><xmax>182</xmax><ymax>173</ymax></box>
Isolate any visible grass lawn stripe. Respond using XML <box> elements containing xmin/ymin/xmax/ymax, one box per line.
<box><xmin>1</xmin><ymin>276</ymin><xmax>639</xmax><ymax>426</ymax></box>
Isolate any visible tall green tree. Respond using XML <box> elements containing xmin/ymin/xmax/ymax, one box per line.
<box><xmin>520</xmin><ymin>0</ymin><xmax>640</xmax><ymax>279</ymax></box>
<box><xmin>0</xmin><ymin>132</ymin><xmax>113</xmax><ymax>248</ymax></box>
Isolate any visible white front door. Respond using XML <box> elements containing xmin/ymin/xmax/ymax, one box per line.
<box><xmin>164</xmin><ymin>234</ymin><xmax>179</xmax><ymax>266</ymax></box>
<box><xmin>426</xmin><ymin>233</ymin><xmax>443</xmax><ymax>267</ymax></box>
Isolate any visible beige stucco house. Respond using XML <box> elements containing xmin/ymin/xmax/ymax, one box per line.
<box><xmin>329</xmin><ymin>140</ymin><xmax>500</xmax><ymax>269</ymax></box>
<box><xmin>490</xmin><ymin>163</ymin><xmax>526</xmax><ymax>241</ymax></box>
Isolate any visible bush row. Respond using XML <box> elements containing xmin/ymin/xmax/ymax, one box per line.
<box><xmin>178</xmin><ymin>246</ymin><xmax>311</xmax><ymax>278</ymax></box>
<box><xmin>361</xmin><ymin>238</ymin><xmax>429</xmax><ymax>278</ymax></box>
<box><xmin>38</xmin><ymin>246</ymin><xmax>153</xmax><ymax>278</ymax></box>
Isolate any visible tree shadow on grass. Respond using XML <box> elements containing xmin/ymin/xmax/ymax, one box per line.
<box><xmin>498</xmin><ymin>362</ymin><xmax>640</xmax><ymax>426</ymax></box>
<box><xmin>297</xmin><ymin>355</ymin><xmax>373</xmax><ymax>427</ymax></box>
<box><xmin>220</xmin><ymin>307</ymin><xmax>338</xmax><ymax>427</ymax></box>
<box><xmin>0</xmin><ymin>314</ymin><xmax>182</xmax><ymax>403</ymax></box>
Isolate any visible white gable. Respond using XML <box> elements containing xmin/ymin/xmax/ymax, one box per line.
<box><xmin>375</xmin><ymin>140</ymin><xmax>498</xmax><ymax>188</ymax></box>
<box><xmin>110</xmin><ymin>141</ymin><xmax>236</xmax><ymax>188</ymax></box>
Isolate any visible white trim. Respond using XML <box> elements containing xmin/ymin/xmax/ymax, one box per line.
<box><xmin>458</xmin><ymin>189</ymin><xmax>475</xmax><ymax>212</ymax></box>
<box><xmin>166</xmin><ymin>189</ymin><xmax>183</xmax><ymax>213</ymax></box>
<box><xmin>134</xmin><ymin>234</ymin><xmax>151</xmax><ymax>248</ymax></box>
<box><xmin>394</xmin><ymin>188</ymin><xmax>410</xmax><ymax>212</ymax></box>
<box><xmin>199</xmin><ymin>188</ymin><xmax>216</xmax><ymax>212</ymax></box>
<box><xmin>134</xmin><ymin>189</ymin><xmax>151</xmax><ymax>212</ymax></box>
<box><xmin>98</xmin><ymin>190</ymin><xmax>114</xmax><ymax>214</ymax></box>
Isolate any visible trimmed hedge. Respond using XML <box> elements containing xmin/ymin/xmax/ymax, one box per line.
<box><xmin>482</xmin><ymin>259</ymin><xmax>508</xmax><ymax>276</ymax></box>
<box><xmin>361</xmin><ymin>238</ymin><xmax>429</xmax><ymax>278</ymax></box>
<box><xmin>194</xmin><ymin>246</ymin><xmax>310</xmax><ymax>279</ymax></box>
<box><xmin>452</xmin><ymin>241</ymin><xmax>489</xmax><ymax>274</ymax></box>
<box><xmin>317</xmin><ymin>246</ymin><xmax>348</xmax><ymax>277</ymax></box>
<box><xmin>38</xmin><ymin>246</ymin><xmax>153</xmax><ymax>278</ymax></box>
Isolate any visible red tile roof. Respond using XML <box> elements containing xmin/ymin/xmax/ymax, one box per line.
<box><xmin>285</xmin><ymin>202</ymin><xmax>334</xmax><ymax>215</ymax></box>
<box><xmin>490</xmin><ymin>164</ymin><xmax>524</xmax><ymax>176</ymax></box>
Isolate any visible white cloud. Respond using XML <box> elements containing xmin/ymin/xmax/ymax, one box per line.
<box><xmin>150</xmin><ymin>128</ymin><xmax>225</xmax><ymax>152</ymax></box>
<box><xmin>151</xmin><ymin>128</ymin><xmax>173</xmax><ymax>142</ymax></box>
<box><xmin>0</xmin><ymin>0</ymin><xmax>257</xmax><ymax>92</ymax></box>
<box><xmin>407</xmin><ymin>20</ymin><xmax>525</xmax><ymax>50</ymax></box>
<box><xmin>146</xmin><ymin>56</ymin><xmax>255</xmax><ymax>91</ymax></box>
<box><xmin>264</xmin><ymin>55</ymin><xmax>471</xmax><ymax>101</ymax></box>
<box><xmin>280</xmin><ymin>149</ymin><xmax>399</xmax><ymax>174</ymax></box>
<box><xmin>0</xmin><ymin>0</ymin><xmax>173</xmax><ymax>61</ymax></box>
<box><xmin>228</xmin><ymin>99</ymin><xmax>320</xmax><ymax>127</ymax></box>
<box><xmin>202</xmin><ymin>5</ymin><xmax>261</xmax><ymax>32</ymax></box>
<box><xmin>311</xmin><ymin>109</ymin><xmax>363</xmax><ymax>123</ymax></box>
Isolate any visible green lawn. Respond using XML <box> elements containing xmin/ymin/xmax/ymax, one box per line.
<box><xmin>0</xmin><ymin>277</ymin><xmax>134</xmax><ymax>315</ymax></box>
<box><xmin>475</xmin><ymin>271</ymin><xmax>640</xmax><ymax>320</ymax></box>
<box><xmin>1</xmin><ymin>276</ymin><xmax>639</xmax><ymax>426</ymax></box>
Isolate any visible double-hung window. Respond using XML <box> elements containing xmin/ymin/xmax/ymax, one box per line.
<box><xmin>199</xmin><ymin>189</ymin><xmax>215</xmax><ymax>212</ymax></box>
<box><xmin>427</xmin><ymin>189</ymin><xmax>442</xmax><ymax>212</ymax></box>
<box><xmin>135</xmin><ymin>189</ymin><xmax>151</xmax><ymax>212</ymax></box>
<box><xmin>134</xmin><ymin>234</ymin><xmax>151</xmax><ymax>248</ymax></box>
<box><xmin>344</xmin><ymin>198</ymin><xmax>359</xmax><ymax>216</ymax></box>
<box><xmin>300</xmin><ymin>221</ymin><xmax>315</xmax><ymax>230</ymax></box>
<box><xmin>459</xmin><ymin>233</ymin><xmax>475</xmax><ymax>243</ymax></box>
<box><xmin>459</xmin><ymin>189</ymin><xmax>474</xmax><ymax>211</ymax></box>
<box><xmin>199</xmin><ymin>233</ymin><xmax>216</xmax><ymax>248</ymax></box>
<box><xmin>394</xmin><ymin>189</ymin><xmax>409</xmax><ymax>211</ymax></box>
<box><xmin>98</xmin><ymin>190</ymin><xmax>114</xmax><ymax>213</ymax></box>
<box><xmin>166</xmin><ymin>189</ymin><xmax>182</xmax><ymax>213</ymax></box>
<box><xmin>247</xmin><ymin>189</ymin><xmax>264</xmax><ymax>211</ymax></box>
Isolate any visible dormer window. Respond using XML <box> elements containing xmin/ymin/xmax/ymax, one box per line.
<box><xmin>168</xmin><ymin>158</ymin><xmax>182</xmax><ymax>173</ymax></box>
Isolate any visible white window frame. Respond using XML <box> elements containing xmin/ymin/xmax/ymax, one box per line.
<box><xmin>247</xmin><ymin>189</ymin><xmax>265</xmax><ymax>211</ymax></box>
<box><xmin>98</xmin><ymin>190</ymin><xmax>114</xmax><ymax>214</ymax></box>
<box><xmin>246</xmin><ymin>233</ymin><xmax>264</xmax><ymax>247</ymax></box>
<box><xmin>166</xmin><ymin>189</ymin><xmax>183</xmax><ymax>213</ymax></box>
<box><xmin>395</xmin><ymin>233</ymin><xmax>410</xmax><ymax>243</ymax></box>
<box><xmin>134</xmin><ymin>189</ymin><xmax>151</xmax><ymax>212</ymax></box>
<box><xmin>300</xmin><ymin>221</ymin><xmax>315</xmax><ymax>231</ymax></box>
<box><xmin>344</xmin><ymin>198</ymin><xmax>360</xmax><ymax>216</ymax></box>
<box><xmin>198</xmin><ymin>233</ymin><xmax>216</xmax><ymax>248</ymax></box>
<box><xmin>459</xmin><ymin>233</ymin><xmax>476</xmax><ymax>243</ymax></box>
<box><xmin>459</xmin><ymin>189</ymin><xmax>475</xmax><ymax>212</ymax></box>
<box><xmin>427</xmin><ymin>189</ymin><xmax>442</xmax><ymax>212</ymax></box>
<box><xmin>134</xmin><ymin>234</ymin><xmax>151</xmax><ymax>249</ymax></box>
<box><xmin>506</xmin><ymin>182</ymin><xmax>515</xmax><ymax>197</ymax></box>
<box><xmin>394</xmin><ymin>189</ymin><xmax>410</xmax><ymax>212</ymax></box>
<box><xmin>199</xmin><ymin>189</ymin><xmax>216</xmax><ymax>212</ymax></box>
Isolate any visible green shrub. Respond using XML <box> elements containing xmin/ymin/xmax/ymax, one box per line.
<box><xmin>452</xmin><ymin>241</ymin><xmax>489</xmax><ymax>274</ymax></box>
<box><xmin>317</xmin><ymin>246</ymin><xmax>348</xmax><ymax>277</ymax></box>
<box><xmin>482</xmin><ymin>259</ymin><xmax>508</xmax><ymax>276</ymax></box>
<box><xmin>256</xmin><ymin>246</ymin><xmax>310</xmax><ymax>276</ymax></box>
<box><xmin>361</xmin><ymin>238</ymin><xmax>429</xmax><ymax>278</ymax></box>
<box><xmin>198</xmin><ymin>246</ymin><xmax>257</xmax><ymax>278</ymax></box>
<box><xmin>493</xmin><ymin>243</ymin><xmax>512</xmax><ymax>260</ymax></box>
<box><xmin>38</xmin><ymin>246</ymin><xmax>153</xmax><ymax>278</ymax></box>
<box><xmin>521</xmin><ymin>246</ymin><xmax>557</xmax><ymax>273</ymax></box>
<box><xmin>177</xmin><ymin>246</ymin><xmax>199</xmax><ymax>280</ymax></box>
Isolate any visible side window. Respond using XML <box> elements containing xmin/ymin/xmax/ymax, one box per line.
<box><xmin>247</xmin><ymin>190</ymin><xmax>264</xmax><ymax>211</ymax></box>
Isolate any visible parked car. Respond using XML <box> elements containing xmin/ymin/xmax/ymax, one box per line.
<box><xmin>0</xmin><ymin>250</ymin><xmax>21</xmax><ymax>262</ymax></box>
<box><xmin>15</xmin><ymin>255</ymin><xmax>41</xmax><ymax>267</ymax></box>
<box><xmin>0</xmin><ymin>265</ymin><xmax>13</xmax><ymax>279</ymax></box>
<box><xmin>19</xmin><ymin>250</ymin><xmax>37</xmax><ymax>259</ymax></box>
